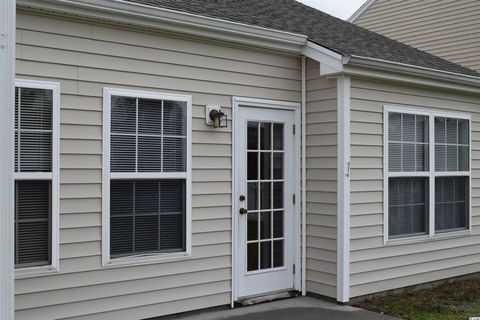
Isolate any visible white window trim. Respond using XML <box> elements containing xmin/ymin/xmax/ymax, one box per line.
<box><xmin>102</xmin><ymin>87</ymin><xmax>192</xmax><ymax>268</ymax></box>
<box><xmin>14</xmin><ymin>79</ymin><xmax>60</xmax><ymax>278</ymax></box>
<box><xmin>383</xmin><ymin>106</ymin><xmax>472</xmax><ymax>245</ymax></box>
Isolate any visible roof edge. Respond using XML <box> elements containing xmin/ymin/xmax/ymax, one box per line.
<box><xmin>16</xmin><ymin>0</ymin><xmax>480</xmax><ymax>93</ymax></box>
<box><xmin>17</xmin><ymin>0</ymin><xmax>308</xmax><ymax>53</ymax></box>
<box><xmin>347</xmin><ymin>0</ymin><xmax>376</xmax><ymax>23</ymax></box>
<box><xmin>344</xmin><ymin>55</ymin><xmax>480</xmax><ymax>94</ymax></box>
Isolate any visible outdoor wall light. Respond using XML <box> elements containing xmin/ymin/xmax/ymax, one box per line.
<box><xmin>206</xmin><ymin>105</ymin><xmax>227</xmax><ymax>128</ymax></box>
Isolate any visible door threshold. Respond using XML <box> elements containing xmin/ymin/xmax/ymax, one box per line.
<box><xmin>236</xmin><ymin>290</ymin><xmax>299</xmax><ymax>306</ymax></box>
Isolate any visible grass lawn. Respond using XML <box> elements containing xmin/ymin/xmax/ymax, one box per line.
<box><xmin>354</xmin><ymin>279</ymin><xmax>480</xmax><ymax>320</ymax></box>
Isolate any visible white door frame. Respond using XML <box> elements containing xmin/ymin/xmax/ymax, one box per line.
<box><xmin>231</xmin><ymin>97</ymin><xmax>301</xmax><ymax>303</ymax></box>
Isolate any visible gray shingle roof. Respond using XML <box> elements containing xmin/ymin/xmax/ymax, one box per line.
<box><xmin>125</xmin><ymin>0</ymin><xmax>480</xmax><ymax>77</ymax></box>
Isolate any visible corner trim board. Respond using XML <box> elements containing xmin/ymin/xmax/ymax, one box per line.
<box><xmin>0</xmin><ymin>0</ymin><xmax>16</xmax><ymax>318</ymax></box>
<box><xmin>337</xmin><ymin>75</ymin><xmax>351</xmax><ymax>303</ymax></box>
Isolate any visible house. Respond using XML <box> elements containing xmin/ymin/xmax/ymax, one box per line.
<box><xmin>1</xmin><ymin>0</ymin><xmax>480</xmax><ymax>319</ymax></box>
<box><xmin>349</xmin><ymin>0</ymin><xmax>480</xmax><ymax>72</ymax></box>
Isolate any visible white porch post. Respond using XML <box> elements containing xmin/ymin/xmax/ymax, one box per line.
<box><xmin>0</xmin><ymin>0</ymin><xmax>16</xmax><ymax>319</ymax></box>
<box><xmin>336</xmin><ymin>75</ymin><xmax>351</xmax><ymax>303</ymax></box>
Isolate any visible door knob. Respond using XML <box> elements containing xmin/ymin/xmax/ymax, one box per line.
<box><xmin>239</xmin><ymin>208</ymin><xmax>248</xmax><ymax>215</ymax></box>
<box><xmin>239</xmin><ymin>195</ymin><xmax>246</xmax><ymax>201</ymax></box>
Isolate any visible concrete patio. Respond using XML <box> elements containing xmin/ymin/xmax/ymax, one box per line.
<box><xmin>163</xmin><ymin>296</ymin><xmax>400</xmax><ymax>320</ymax></box>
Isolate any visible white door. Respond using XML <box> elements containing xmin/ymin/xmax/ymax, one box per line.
<box><xmin>235</xmin><ymin>103</ymin><xmax>298</xmax><ymax>299</ymax></box>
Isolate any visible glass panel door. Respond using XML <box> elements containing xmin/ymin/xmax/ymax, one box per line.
<box><xmin>246</xmin><ymin>121</ymin><xmax>285</xmax><ymax>272</ymax></box>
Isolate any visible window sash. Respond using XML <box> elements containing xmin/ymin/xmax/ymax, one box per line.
<box><xmin>384</xmin><ymin>107</ymin><xmax>471</xmax><ymax>242</ymax></box>
<box><xmin>103</xmin><ymin>88</ymin><xmax>192</xmax><ymax>266</ymax></box>
<box><xmin>110</xmin><ymin>96</ymin><xmax>187</xmax><ymax>174</ymax></box>
<box><xmin>14</xmin><ymin>80</ymin><xmax>59</xmax><ymax>274</ymax></box>
<box><xmin>109</xmin><ymin>179</ymin><xmax>186</xmax><ymax>258</ymax></box>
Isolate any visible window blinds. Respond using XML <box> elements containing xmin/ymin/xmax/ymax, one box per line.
<box><xmin>109</xmin><ymin>94</ymin><xmax>187</xmax><ymax>258</ymax></box>
<box><xmin>14</xmin><ymin>87</ymin><xmax>53</xmax><ymax>268</ymax></box>
<box><xmin>110</xmin><ymin>96</ymin><xmax>186</xmax><ymax>173</ymax></box>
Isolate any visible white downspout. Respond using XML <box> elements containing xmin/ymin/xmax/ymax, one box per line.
<box><xmin>301</xmin><ymin>56</ymin><xmax>307</xmax><ymax>296</ymax></box>
<box><xmin>0</xmin><ymin>0</ymin><xmax>16</xmax><ymax>319</ymax></box>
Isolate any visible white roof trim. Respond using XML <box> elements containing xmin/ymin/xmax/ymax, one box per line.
<box><xmin>17</xmin><ymin>0</ymin><xmax>480</xmax><ymax>94</ymax></box>
<box><xmin>17</xmin><ymin>0</ymin><xmax>308</xmax><ymax>53</ymax></box>
<box><xmin>302</xmin><ymin>42</ymin><xmax>344</xmax><ymax>75</ymax></box>
<box><xmin>347</xmin><ymin>0</ymin><xmax>376</xmax><ymax>23</ymax></box>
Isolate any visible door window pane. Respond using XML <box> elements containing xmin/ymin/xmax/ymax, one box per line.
<box><xmin>260</xmin><ymin>182</ymin><xmax>272</xmax><ymax>209</ymax></box>
<box><xmin>260</xmin><ymin>212</ymin><xmax>272</xmax><ymax>239</ymax></box>
<box><xmin>247</xmin><ymin>182</ymin><xmax>258</xmax><ymax>211</ymax></box>
<box><xmin>248</xmin><ymin>213</ymin><xmax>258</xmax><ymax>241</ymax></box>
<box><xmin>260</xmin><ymin>123</ymin><xmax>271</xmax><ymax>150</ymax></box>
<box><xmin>273</xmin><ymin>153</ymin><xmax>283</xmax><ymax>179</ymax></box>
<box><xmin>273</xmin><ymin>123</ymin><xmax>284</xmax><ymax>150</ymax></box>
<box><xmin>273</xmin><ymin>211</ymin><xmax>284</xmax><ymax>238</ymax></box>
<box><xmin>247</xmin><ymin>243</ymin><xmax>258</xmax><ymax>271</ymax></box>
<box><xmin>260</xmin><ymin>153</ymin><xmax>271</xmax><ymax>180</ymax></box>
<box><xmin>273</xmin><ymin>240</ymin><xmax>284</xmax><ymax>267</ymax></box>
<box><xmin>247</xmin><ymin>152</ymin><xmax>258</xmax><ymax>180</ymax></box>
<box><xmin>260</xmin><ymin>241</ymin><xmax>272</xmax><ymax>269</ymax></box>
<box><xmin>247</xmin><ymin>122</ymin><xmax>258</xmax><ymax>150</ymax></box>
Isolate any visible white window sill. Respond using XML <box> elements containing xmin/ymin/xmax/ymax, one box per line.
<box><xmin>385</xmin><ymin>229</ymin><xmax>472</xmax><ymax>246</ymax></box>
<box><xmin>103</xmin><ymin>251</ymin><xmax>192</xmax><ymax>268</ymax></box>
<box><xmin>15</xmin><ymin>265</ymin><xmax>59</xmax><ymax>279</ymax></box>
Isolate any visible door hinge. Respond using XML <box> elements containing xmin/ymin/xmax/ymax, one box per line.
<box><xmin>293</xmin><ymin>264</ymin><xmax>296</xmax><ymax>274</ymax></box>
<box><xmin>293</xmin><ymin>124</ymin><xmax>296</xmax><ymax>135</ymax></box>
<box><xmin>293</xmin><ymin>194</ymin><xmax>296</xmax><ymax>204</ymax></box>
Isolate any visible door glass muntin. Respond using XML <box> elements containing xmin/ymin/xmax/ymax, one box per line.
<box><xmin>246</xmin><ymin>120</ymin><xmax>285</xmax><ymax>272</ymax></box>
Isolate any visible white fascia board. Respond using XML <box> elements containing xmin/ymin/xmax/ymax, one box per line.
<box><xmin>347</xmin><ymin>0</ymin><xmax>376</xmax><ymax>23</ymax></box>
<box><xmin>343</xmin><ymin>55</ymin><xmax>480</xmax><ymax>94</ymax></box>
<box><xmin>302</xmin><ymin>42</ymin><xmax>343</xmax><ymax>75</ymax></box>
<box><xmin>17</xmin><ymin>0</ymin><xmax>307</xmax><ymax>53</ymax></box>
<box><xmin>303</xmin><ymin>43</ymin><xmax>480</xmax><ymax>94</ymax></box>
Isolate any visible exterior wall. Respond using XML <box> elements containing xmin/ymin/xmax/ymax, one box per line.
<box><xmin>353</xmin><ymin>0</ymin><xmax>480</xmax><ymax>72</ymax></box>
<box><xmin>349</xmin><ymin>77</ymin><xmax>480</xmax><ymax>298</ymax></box>
<box><xmin>14</xmin><ymin>11</ymin><xmax>301</xmax><ymax>320</ymax></box>
<box><xmin>305</xmin><ymin>59</ymin><xmax>337</xmax><ymax>298</ymax></box>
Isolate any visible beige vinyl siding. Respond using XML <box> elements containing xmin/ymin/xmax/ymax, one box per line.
<box><xmin>14</xmin><ymin>11</ymin><xmax>301</xmax><ymax>320</ymax></box>
<box><xmin>349</xmin><ymin>77</ymin><xmax>480</xmax><ymax>298</ymax></box>
<box><xmin>354</xmin><ymin>0</ymin><xmax>480</xmax><ymax>72</ymax></box>
<box><xmin>305</xmin><ymin>59</ymin><xmax>337</xmax><ymax>298</ymax></box>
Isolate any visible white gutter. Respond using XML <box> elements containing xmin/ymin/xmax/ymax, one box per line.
<box><xmin>0</xmin><ymin>0</ymin><xmax>15</xmax><ymax>319</ymax></box>
<box><xmin>301</xmin><ymin>56</ymin><xmax>307</xmax><ymax>297</ymax></box>
<box><xmin>302</xmin><ymin>49</ymin><xmax>480</xmax><ymax>95</ymax></box>
<box><xmin>17</xmin><ymin>0</ymin><xmax>308</xmax><ymax>53</ymax></box>
<box><xmin>19</xmin><ymin>0</ymin><xmax>480</xmax><ymax>93</ymax></box>
<box><xmin>347</xmin><ymin>55</ymin><xmax>480</xmax><ymax>88</ymax></box>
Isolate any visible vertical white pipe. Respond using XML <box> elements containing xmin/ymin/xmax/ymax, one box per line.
<box><xmin>0</xmin><ymin>0</ymin><xmax>16</xmax><ymax>319</ymax></box>
<box><xmin>301</xmin><ymin>56</ymin><xmax>307</xmax><ymax>296</ymax></box>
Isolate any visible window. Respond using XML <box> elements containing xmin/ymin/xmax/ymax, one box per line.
<box><xmin>385</xmin><ymin>108</ymin><xmax>470</xmax><ymax>241</ymax></box>
<box><xmin>103</xmin><ymin>88</ymin><xmax>191</xmax><ymax>265</ymax></box>
<box><xmin>14</xmin><ymin>80</ymin><xmax>59</xmax><ymax>273</ymax></box>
